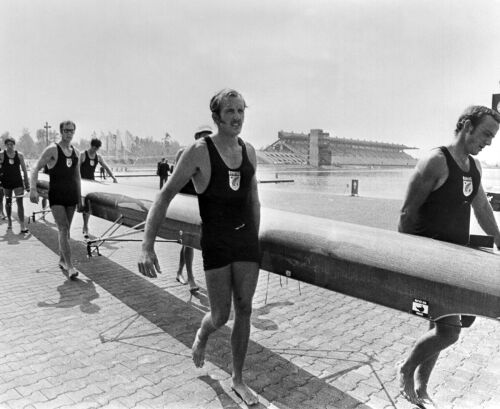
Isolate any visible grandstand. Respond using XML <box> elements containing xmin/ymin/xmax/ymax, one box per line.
<box><xmin>259</xmin><ymin>129</ymin><xmax>417</xmax><ymax>167</ymax></box>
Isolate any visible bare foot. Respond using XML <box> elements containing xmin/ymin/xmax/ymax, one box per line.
<box><xmin>396</xmin><ymin>361</ymin><xmax>419</xmax><ymax>405</ymax></box>
<box><xmin>67</xmin><ymin>268</ymin><xmax>79</xmax><ymax>280</ymax></box>
<box><xmin>415</xmin><ymin>388</ymin><xmax>438</xmax><ymax>409</ymax></box>
<box><xmin>176</xmin><ymin>274</ymin><xmax>187</xmax><ymax>285</ymax></box>
<box><xmin>231</xmin><ymin>381</ymin><xmax>258</xmax><ymax>406</ymax></box>
<box><xmin>192</xmin><ymin>329</ymin><xmax>206</xmax><ymax>368</ymax></box>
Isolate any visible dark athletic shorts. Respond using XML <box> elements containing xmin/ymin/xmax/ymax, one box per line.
<box><xmin>460</xmin><ymin>315</ymin><xmax>476</xmax><ymax>328</ymax></box>
<box><xmin>200</xmin><ymin>223</ymin><xmax>260</xmax><ymax>270</ymax></box>
<box><xmin>49</xmin><ymin>186</ymin><xmax>79</xmax><ymax>208</ymax></box>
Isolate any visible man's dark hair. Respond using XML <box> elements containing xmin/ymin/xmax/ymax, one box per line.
<box><xmin>4</xmin><ymin>137</ymin><xmax>15</xmax><ymax>145</ymax></box>
<box><xmin>455</xmin><ymin>106</ymin><xmax>500</xmax><ymax>134</ymax></box>
<box><xmin>90</xmin><ymin>138</ymin><xmax>102</xmax><ymax>148</ymax></box>
<box><xmin>59</xmin><ymin>120</ymin><xmax>76</xmax><ymax>133</ymax></box>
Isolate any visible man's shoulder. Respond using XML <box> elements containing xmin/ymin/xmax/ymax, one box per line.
<box><xmin>188</xmin><ymin>138</ymin><xmax>209</xmax><ymax>155</ymax></box>
<box><xmin>416</xmin><ymin>148</ymin><xmax>447</xmax><ymax>173</ymax></box>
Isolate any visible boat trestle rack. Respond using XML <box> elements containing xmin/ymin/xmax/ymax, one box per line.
<box><xmin>86</xmin><ymin>215</ymin><xmax>179</xmax><ymax>257</ymax></box>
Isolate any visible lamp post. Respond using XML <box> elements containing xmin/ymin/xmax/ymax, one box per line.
<box><xmin>44</xmin><ymin>122</ymin><xmax>51</xmax><ymax>146</ymax></box>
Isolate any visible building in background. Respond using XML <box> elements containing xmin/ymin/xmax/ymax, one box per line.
<box><xmin>258</xmin><ymin>129</ymin><xmax>417</xmax><ymax>167</ymax></box>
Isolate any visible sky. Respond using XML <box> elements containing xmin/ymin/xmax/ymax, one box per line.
<box><xmin>2</xmin><ymin>0</ymin><xmax>500</xmax><ymax>163</ymax></box>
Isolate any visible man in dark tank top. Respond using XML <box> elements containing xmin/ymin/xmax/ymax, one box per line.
<box><xmin>79</xmin><ymin>138</ymin><xmax>117</xmax><ymax>238</ymax></box>
<box><xmin>0</xmin><ymin>137</ymin><xmax>30</xmax><ymax>233</ymax></box>
<box><xmin>30</xmin><ymin>120</ymin><xmax>82</xmax><ymax>280</ymax></box>
<box><xmin>138</xmin><ymin>89</ymin><xmax>261</xmax><ymax>405</ymax></box>
<box><xmin>398</xmin><ymin>106</ymin><xmax>500</xmax><ymax>407</ymax></box>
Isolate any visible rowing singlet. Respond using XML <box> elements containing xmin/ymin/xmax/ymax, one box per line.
<box><xmin>48</xmin><ymin>144</ymin><xmax>79</xmax><ymax>207</ymax></box>
<box><xmin>1</xmin><ymin>151</ymin><xmax>23</xmax><ymax>190</ymax></box>
<box><xmin>197</xmin><ymin>137</ymin><xmax>260</xmax><ymax>270</ymax></box>
<box><xmin>80</xmin><ymin>150</ymin><xmax>98</xmax><ymax>180</ymax></box>
<box><xmin>411</xmin><ymin>147</ymin><xmax>480</xmax><ymax>245</ymax></box>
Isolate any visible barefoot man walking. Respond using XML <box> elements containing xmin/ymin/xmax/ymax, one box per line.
<box><xmin>138</xmin><ymin>89</ymin><xmax>261</xmax><ymax>405</ymax></box>
<box><xmin>397</xmin><ymin>105</ymin><xmax>500</xmax><ymax>408</ymax></box>
<box><xmin>30</xmin><ymin>120</ymin><xmax>82</xmax><ymax>280</ymax></box>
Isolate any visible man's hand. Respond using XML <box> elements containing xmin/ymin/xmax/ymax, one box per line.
<box><xmin>138</xmin><ymin>248</ymin><xmax>162</xmax><ymax>278</ymax></box>
<box><xmin>30</xmin><ymin>189</ymin><xmax>39</xmax><ymax>204</ymax></box>
<box><xmin>112</xmin><ymin>177</ymin><xmax>118</xmax><ymax>183</ymax></box>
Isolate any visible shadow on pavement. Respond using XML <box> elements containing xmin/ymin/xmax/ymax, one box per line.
<box><xmin>37</xmin><ymin>277</ymin><xmax>101</xmax><ymax>314</ymax></box>
<box><xmin>30</xmin><ymin>222</ymin><xmax>371</xmax><ymax>409</ymax></box>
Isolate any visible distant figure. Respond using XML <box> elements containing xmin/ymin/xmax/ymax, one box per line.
<box><xmin>397</xmin><ymin>106</ymin><xmax>500</xmax><ymax>408</ymax></box>
<box><xmin>80</xmin><ymin>138</ymin><xmax>117</xmax><ymax>238</ymax></box>
<box><xmin>0</xmin><ymin>137</ymin><xmax>30</xmax><ymax>233</ymax></box>
<box><xmin>156</xmin><ymin>158</ymin><xmax>170</xmax><ymax>189</ymax></box>
<box><xmin>30</xmin><ymin>120</ymin><xmax>82</xmax><ymax>280</ymax></box>
<box><xmin>138</xmin><ymin>89</ymin><xmax>260</xmax><ymax>406</ymax></box>
<box><xmin>0</xmin><ymin>147</ymin><xmax>5</xmax><ymax>220</ymax></box>
<box><xmin>100</xmin><ymin>165</ymin><xmax>106</xmax><ymax>179</ymax></box>
<box><xmin>174</xmin><ymin>125</ymin><xmax>213</xmax><ymax>293</ymax></box>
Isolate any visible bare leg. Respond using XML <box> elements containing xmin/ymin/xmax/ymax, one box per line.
<box><xmin>192</xmin><ymin>265</ymin><xmax>232</xmax><ymax>368</ymax></box>
<box><xmin>14</xmin><ymin>187</ymin><xmax>26</xmax><ymax>231</ymax></box>
<box><xmin>51</xmin><ymin>205</ymin><xmax>78</xmax><ymax>279</ymax></box>
<box><xmin>4</xmin><ymin>190</ymin><xmax>13</xmax><ymax>228</ymax></box>
<box><xmin>0</xmin><ymin>188</ymin><xmax>5</xmax><ymax>218</ymax></box>
<box><xmin>184</xmin><ymin>246</ymin><xmax>198</xmax><ymax>290</ymax></box>
<box><xmin>82</xmin><ymin>212</ymin><xmax>90</xmax><ymax>237</ymax></box>
<box><xmin>398</xmin><ymin>316</ymin><xmax>461</xmax><ymax>405</ymax></box>
<box><xmin>230</xmin><ymin>261</ymin><xmax>260</xmax><ymax>406</ymax></box>
<box><xmin>415</xmin><ymin>353</ymin><xmax>439</xmax><ymax>405</ymax></box>
<box><xmin>41</xmin><ymin>197</ymin><xmax>48</xmax><ymax>220</ymax></box>
<box><xmin>176</xmin><ymin>247</ymin><xmax>187</xmax><ymax>284</ymax></box>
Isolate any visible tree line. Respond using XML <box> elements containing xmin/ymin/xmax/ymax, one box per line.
<box><xmin>0</xmin><ymin>129</ymin><xmax>181</xmax><ymax>164</ymax></box>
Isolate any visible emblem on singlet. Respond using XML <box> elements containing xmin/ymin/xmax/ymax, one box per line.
<box><xmin>90</xmin><ymin>160</ymin><xmax>95</xmax><ymax>167</ymax></box>
<box><xmin>66</xmin><ymin>158</ymin><xmax>73</xmax><ymax>168</ymax></box>
<box><xmin>463</xmin><ymin>176</ymin><xmax>473</xmax><ymax>197</ymax></box>
<box><xmin>9</xmin><ymin>159</ymin><xmax>14</xmax><ymax>165</ymax></box>
<box><xmin>228</xmin><ymin>170</ymin><xmax>241</xmax><ymax>191</ymax></box>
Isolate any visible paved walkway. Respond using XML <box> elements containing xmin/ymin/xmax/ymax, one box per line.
<box><xmin>0</xmin><ymin>200</ymin><xmax>499</xmax><ymax>409</ymax></box>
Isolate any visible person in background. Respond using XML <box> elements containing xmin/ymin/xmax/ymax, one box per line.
<box><xmin>80</xmin><ymin>138</ymin><xmax>117</xmax><ymax>238</ymax></box>
<box><xmin>0</xmin><ymin>137</ymin><xmax>30</xmax><ymax>233</ymax></box>
<box><xmin>138</xmin><ymin>89</ymin><xmax>261</xmax><ymax>405</ymax></box>
<box><xmin>30</xmin><ymin>120</ymin><xmax>82</xmax><ymax>280</ymax></box>
<box><xmin>397</xmin><ymin>105</ymin><xmax>500</xmax><ymax>408</ymax></box>
<box><xmin>156</xmin><ymin>158</ymin><xmax>170</xmax><ymax>189</ymax></box>
<box><xmin>174</xmin><ymin>125</ymin><xmax>213</xmax><ymax>293</ymax></box>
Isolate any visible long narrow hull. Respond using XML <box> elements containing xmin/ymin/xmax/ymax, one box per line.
<box><xmin>37</xmin><ymin>178</ymin><xmax>500</xmax><ymax>322</ymax></box>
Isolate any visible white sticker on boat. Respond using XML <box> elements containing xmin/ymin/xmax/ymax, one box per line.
<box><xmin>412</xmin><ymin>298</ymin><xmax>429</xmax><ymax>318</ymax></box>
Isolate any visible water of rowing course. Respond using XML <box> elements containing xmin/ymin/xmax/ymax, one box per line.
<box><xmin>113</xmin><ymin>166</ymin><xmax>500</xmax><ymax>232</ymax></box>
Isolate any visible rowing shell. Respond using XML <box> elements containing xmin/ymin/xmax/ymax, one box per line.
<box><xmin>36</xmin><ymin>176</ymin><xmax>500</xmax><ymax>322</ymax></box>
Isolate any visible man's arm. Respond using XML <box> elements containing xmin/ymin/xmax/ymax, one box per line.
<box><xmin>471</xmin><ymin>160</ymin><xmax>500</xmax><ymax>248</ymax></box>
<box><xmin>18</xmin><ymin>153</ymin><xmax>30</xmax><ymax>191</ymax></box>
<box><xmin>75</xmin><ymin>149</ymin><xmax>83</xmax><ymax>210</ymax></box>
<box><xmin>97</xmin><ymin>155</ymin><xmax>117</xmax><ymax>182</ymax></box>
<box><xmin>398</xmin><ymin>151</ymin><xmax>446</xmax><ymax>233</ymax></box>
<box><xmin>139</xmin><ymin>143</ymin><xmax>204</xmax><ymax>277</ymax></box>
<box><xmin>29</xmin><ymin>146</ymin><xmax>56</xmax><ymax>203</ymax></box>
<box><xmin>246</xmin><ymin>143</ymin><xmax>261</xmax><ymax>234</ymax></box>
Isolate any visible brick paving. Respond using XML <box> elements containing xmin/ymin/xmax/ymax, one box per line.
<box><xmin>0</xmin><ymin>200</ymin><xmax>499</xmax><ymax>409</ymax></box>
